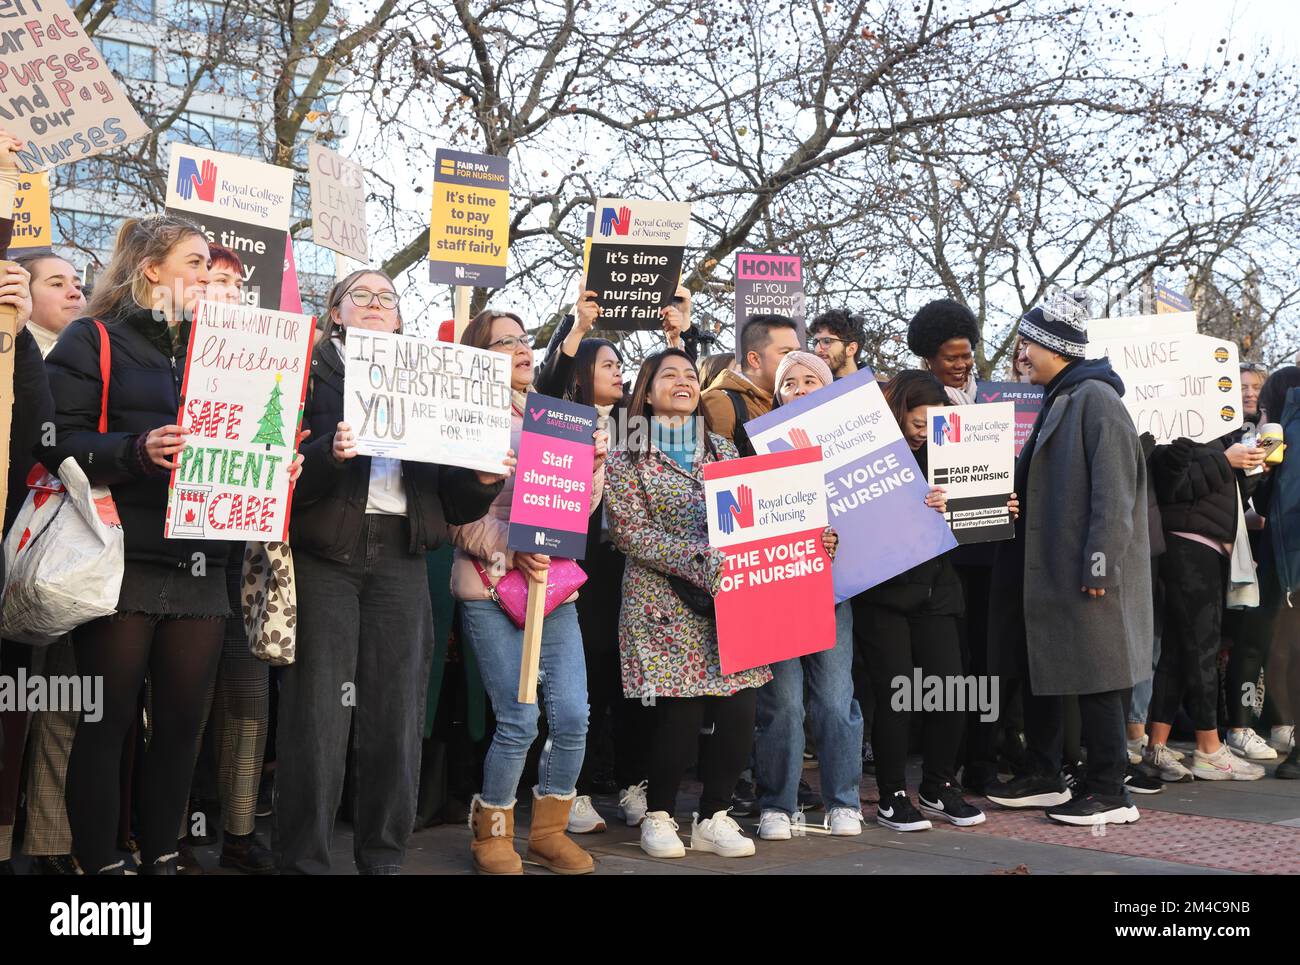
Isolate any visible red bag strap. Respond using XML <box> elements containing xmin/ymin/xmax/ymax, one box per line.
<box><xmin>92</xmin><ymin>319</ymin><xmax>111</xmax><ymax>433</ymax></box>
<box><xmin>471</xmin><ymin>558</ymin><xmax>501</xmax><ymax>603</ymax></box>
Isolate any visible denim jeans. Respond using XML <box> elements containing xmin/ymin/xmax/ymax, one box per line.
<box><xmin>274</xmin><ymin>515</ymin><xmax>434</xmax><ymax>875</ymax></box>
<box><xmin>754</xmin><ymin>601</ymin><xmax>862</xmax><ymax>814</ymax></box>
<box><xmin>460</xmin><ymin>598</ymin><xmax>588</xmax><ymax>806</ymax></box>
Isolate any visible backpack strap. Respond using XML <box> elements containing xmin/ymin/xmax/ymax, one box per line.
<box><xmin>726</xmin><ymin>389</ymin><xmax>755</xmax><ymax>457</ymax></box>
<box><xmin>92</xmin><ymin>319</ymin><xmax>111</xmax><ymax>433</ymax></box>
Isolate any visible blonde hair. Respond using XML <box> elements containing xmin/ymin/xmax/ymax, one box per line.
<box><xmin>85</xmin><ymin>215</ymin><xmax>207</xmax><ymax>321</ymax></box>
<box><xmin>318</xmin><ymin>269</ymin><xmax>402</xmax><ymax>344</ymax></box>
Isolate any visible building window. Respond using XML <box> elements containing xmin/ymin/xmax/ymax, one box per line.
<box><xmin>100</xmin><ymin>38</ymin><xmax>156</xmax><ymax>83</ymax></box>
<box><xmin>114</xmin><ymin>0</ymin><xmax>156</xmax><ymax>23</ymax></box>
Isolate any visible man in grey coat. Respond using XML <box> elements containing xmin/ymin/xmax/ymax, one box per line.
<box><xmin>985</xmin><ymin>294</ymin><xmax>1153</xmax><ymax>826</ymax></box>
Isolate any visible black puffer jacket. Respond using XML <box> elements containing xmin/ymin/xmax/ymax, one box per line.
<box><xmin>290</xmin><ymin>338</ymin><xmax>502</xmax><ymax>562</ymax></box>
<box><xmin>1150</xmin><ymin>437</ymin><xmax>1238</xmax><ymax>544</ymax></box>
<box><xmin>40</xmin><ymin>307</ymin><xmax>230</xmax><ymax>569</ymax></box>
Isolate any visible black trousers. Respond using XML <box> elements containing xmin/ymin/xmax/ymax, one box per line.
<box><xmin>1151</xmin><ymin>536</ymin><xmax>1228</xmax><ymax>731</ymax></box>
<box><xmin>646</xmin><ymin>689</ymin><xmax>758</xmax><ymax>818</ymax></box>
<box><xmin>1224</xmin><ymin>561</ymin><xmax>1281</xmax><ymax>729</ymax></box>
<box><xmin>855</xmin><ymin>604</ymin><xmax>965</xmax><ymax>797</ymax></box>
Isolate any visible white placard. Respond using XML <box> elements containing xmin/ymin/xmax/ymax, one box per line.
<box><xmin>925</xmin><ymin>402</ymin><xmax>1015</xmax><ymax>544</ymax></box>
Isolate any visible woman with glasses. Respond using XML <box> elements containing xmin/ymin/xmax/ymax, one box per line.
<box><xmin>452</xmin><ymin>308</ymin><xmax>608</xmax><ymax>874</ymax></box>
<box><xmin>274</xmin><ymin>270</ymin><xmax>510</xmax><ymax>874</ymax></box>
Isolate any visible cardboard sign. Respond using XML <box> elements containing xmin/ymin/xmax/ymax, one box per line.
<box><xmin>976</xmin><ymin>381</ymin><xmax>1044</xmax><ymax>456</ymax></box>
<box><xmin>165</xmin><ymin>145</ymin><xmax>294</xmax><ymax>311</ymax></box>
<box><xmin>3</xmin><ymin>0</ymin><xmax>149</xmax><ymax>173</ymax></box>
<box><xmin>342</xmin><ymin>329</ymin><xmax>512</xmax><ymax>474</ymax></box>
<box><xmin>308</xmin><ymin>143</ymin><xmax>368</xmax><ymax>262</ymax></box>
<box><xmin>428</xmin><ymin>148</ymin><xmax>509</xmax><ymax>287</ymax></box>
<box><xmin>926</xmin><ymin>402</ymin><xmax>1015</xmax><ymax>544</ymax></box>
<box><xmin>746</xmin><ymin>368</ymin><xmax>958</xmax><ymax>602</ymax></box>
<box><xmin>583</xmin><ymin>198</ymin><xmax>690</xmax><ymax>331</ymax></box>
<box><xmin>703</xmin><ymin>446</ymin><xmax>835</xmax><ymax>675</ymax></box>
<box><xmin>9</xmin><ymin>171</ymin><xmax>50</xmax><ymax>254</ymax></box>
<box><xmin>507</xmin><ymin>393</ymin><xmax>596</xmax><ymax>559</ymax></box>
<box><xmin>165</xmin><ymin>300</ymin><xmax>315</xmax><ymax>542</ymax></box>
<box><xmin>1086</xmin><ymin>324</ymin><xmax>1242</xmax><ymax>443</ymax></box>
<box><xmin>1088</xmin><ymin>312</ymin><xmax>1197</xmax><ymax>342</ymax></box>
<box><xmin>734</xmin><ymin>252</ymin><xmax>805</xmax><ymax>363</ymax></box>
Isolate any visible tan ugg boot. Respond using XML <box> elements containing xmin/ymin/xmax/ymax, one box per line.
<box><xmin>469</xmin><ymin>795</ymin><xmax>523</xmax><ymax>875</ymax></box>
<box><xmin>525</xmin><ymin>788</ymin><xmax>595</xmax><ymax>875</ymax></box>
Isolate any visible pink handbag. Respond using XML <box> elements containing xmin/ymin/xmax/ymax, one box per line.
<box><xmin>472</xmin><ymin>557</ymin><xmax>588</xmax><ymax>630</ymax></box>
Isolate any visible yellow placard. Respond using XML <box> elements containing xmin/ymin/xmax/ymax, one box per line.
<box><xmin>428</xmin><ymin>183</ymin><xmax>509</xmax><ymax>268</ymax></box>
<box><xmin>11</xmin><ymin>172</ymin><xmax>51</xmax><ymax>250</ymax></box>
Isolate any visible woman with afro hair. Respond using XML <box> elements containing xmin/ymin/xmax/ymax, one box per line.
<box><xmin>906</xmin><ymin>299</ymin><xmax>981</xmax><ymax>405</ymax></box>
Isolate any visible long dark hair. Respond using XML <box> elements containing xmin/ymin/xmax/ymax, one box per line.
<box><xmin>1260</xmin><ymin>366</ymin><xmax>1300</xmax><ymax>425</ymax></box>
<box><xmin>569</xmin><ymin>337</ymin><xmax>625</xmax><ymax>409</ymax></box>
<box><xmin>883</xmin><ymin>369</ymin><xmax>948</xmax><ymax>430</ymax></box>
<box><xmin>626</xmin><ymin>348</ymin><xmax>716</xmax><ymax>463</ymax></box>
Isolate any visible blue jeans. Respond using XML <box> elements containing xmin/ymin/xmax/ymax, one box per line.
<box><xmin>460</xmin><ymin>599</ymin><xmax>589</xmax><ymax>806</ymax></box>
<box><xmin>754</xmin><ymin>601</ymin><xmax>862</xmax><ymax>814</ymax></box>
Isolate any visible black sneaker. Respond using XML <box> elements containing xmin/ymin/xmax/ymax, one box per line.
<box><xmin>34</xmin><ymin>854</ymin><xmax>81</xmax><ymax>875</ymax></box>
<box><xmin>984</xmin><ymin>773</ymin><xmax>1072</xmax><ymax>809</ymax></box>
<box><xmin>862</xmin><ymin>739</ymin><xmax>876</xmax><ymax>775</ymax></box>
<box><xmin>959</xmin><ymin>761</ymin><xmax>999</xmax><ymax>796</ymax></box>
<box><xmin>0</xmin><ymin>860</ymin><xmax>13</xmax><ymax>875</ymax></box>
<box><xmin>141</xmin><ymin>854</ymin><xmax>180</xmax><ymax>876</ymax></box>
<box><xmin>1062</xmin><ymin>760</ymin><xmax>1086</xmax><ymax>794</ymax></box>
<box><xmin>1045</xmin><ymin>792</ymin><xmax>1139</xmax><ymax>826</ymax></box>
<box><xmin>918</xmin><ymin>783</ymin><xmax>986</xmax><ymax>827</ymax></box>
<box><xmin>1123</xmin><ymin>764</ymin><xmax>1164</xmax><ymax>795</ymax></box>
<box><xmin>1277</xmin><ymin>746</ymin><xmax>1300</xmax><ymax>780</ymax></box>
<box><xmin>220</xmin><ymin>831</ymin><xmax>277</xmax><ymax>875</ymax></box>
<box><xmin>730</xmin><ymin>778</ymin><xmax>758</xmax><ymax>818</ymax></box>
<box><xmin>175</xmin><ymin>841</ymin><xmax>204</xmax><ymax>876</ymax></box>
<box><xmin>875</xmin><ymin>790</ymin><xmax>933</xmax><ymax>832</ymax></box>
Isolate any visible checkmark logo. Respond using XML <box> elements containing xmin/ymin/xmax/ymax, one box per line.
<box><xmin>980</xmin><ymin>392</ymin><xmax>1001</xmax><ymax>402</ymax></box>
<box><xmin>529</xmin><ymin>407</ymin><xmax>546</xmax><ymax>421</ymax></box>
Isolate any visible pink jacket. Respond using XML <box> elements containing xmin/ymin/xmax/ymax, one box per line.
<box><xmin>450</xmin><ymin>404</ymin><xmax>605</xmax><ymax>601</ymax></box>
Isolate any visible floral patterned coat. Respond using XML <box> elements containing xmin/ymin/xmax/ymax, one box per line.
<box><xmin>604</xmin><ymin>434</ymin><xmax>772</xmax><ymax>699</ymax></box>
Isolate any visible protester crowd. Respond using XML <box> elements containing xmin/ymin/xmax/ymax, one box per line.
<box><xmin>1</xmin><ymin>125</ymin><xmax>1299</xmax><ymax>877</ymax></box>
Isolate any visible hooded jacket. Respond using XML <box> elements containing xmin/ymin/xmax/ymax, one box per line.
<box><xmin>700</xmin><ymin>369</ymin><xmax>772</xmax><ymax>449</ymax></box>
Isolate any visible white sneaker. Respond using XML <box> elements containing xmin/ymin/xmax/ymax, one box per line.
<box><xmin>1269</xmin><ymin>725</ymin><xmax>1296</xmax><ymax>754</ymax></box>
<box><xmin>1127</xmin><ymin>734</ymin><xmax>1148</xmax><ymax>765</ymax></box>
<box><xmin>565</xmin><ymin>794</ymin><xmax>607</xmax><ymax>834</ymax></box>
<box><xmin>639</xmin><ymin>810</ymin><xmax>686</xmax><ymax>858</ymax></box>
<box><xmin>1227</xmin><ymin>727</ymin><xmax>1278</xmax><ymax>761</ymax></box>
<box><xmin>691</xmin><ymin>809</ymin><xmax>756</xmax><ymax>857</ymax></box>
<box><xmin>826</xmin><ymin>807</ymin><xmax>864</xmax><ymax>836</ymax></box>
<box><xmin>618</xmin><ymin>780</ymin><xmax>648</xmax><ymax>827</ymax></box>
<box><xmin>1192</xmin><ymin>744</ymin><xmax>1265</xmax><ymax>781</ymax></box>
<box><xmin>1141</xmin><ymin>743</ymin><xmax>1193</xmax><ymax>783</ymax></box>
<box><xmin>758</xmin><ymin>809</ymin><xmax>791</xmax><ymax>840</ymax></box>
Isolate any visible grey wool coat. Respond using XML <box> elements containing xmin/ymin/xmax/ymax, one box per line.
<box><xmin>991</xmin><ymin>359</ymin><xmax>1154</xmax><ymax>696</ymax></box>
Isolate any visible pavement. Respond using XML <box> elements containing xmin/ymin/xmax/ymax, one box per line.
<box><xmin>189</xmin><ymin>739</ymin><xmax>1300</xmax><ymax>875</ymax></box>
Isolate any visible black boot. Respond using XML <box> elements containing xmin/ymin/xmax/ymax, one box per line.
<box><xmin>34</xmin><ymin>854</ymin><xmax>81</xmax><ymax>875</ymax></box>
<box><xmin>219</xmin><ymin>831</ymin><xmax>277</xmax><ymax>875</ymax></box>
<box><xmin>1278</xmin><ymin>746</ymin><xmax>1300</xmax><ymax>780</ymax></box>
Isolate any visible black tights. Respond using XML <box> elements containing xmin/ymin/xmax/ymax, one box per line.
<box><xmin>67</xmin><ymin>614</ymin><xmax>224</xmax><ymax>872</ymax></box>
<box><xmin>646</xmin><ymin>690</ymin><xmax>758</xmax><ymax>818</ymax></box>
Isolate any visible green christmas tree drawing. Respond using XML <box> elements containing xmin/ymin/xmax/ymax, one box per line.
<box><xmin>252</xmin><ymin>373</ymin><xmax>286</xmax><ymax>450</ymax></box>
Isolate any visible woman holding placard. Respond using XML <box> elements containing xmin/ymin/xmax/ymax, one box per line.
<box><xmin>277</xmin><ymin>270</ymin><xmax>509</xmax><ymax>875</ymax></box>
<box><xmin>40</xmin><ymin>215</ymin><xmax>305</xmax><ymax>875</ymax></box>
<box><xmin>452</xmin><ymin>308</ymin><xmax>607</xmax><ymax>875</ymax></box>
<box><xmin>603</xmin><ymin>348</ymin><xmax>770</xmax><ymax>860</ymax></box>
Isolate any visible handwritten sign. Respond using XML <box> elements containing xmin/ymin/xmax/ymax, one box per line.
<box><xmin>308</xmin><ymin>143</ymin><xmax>367</xmax><ymax>262</ymax></box>
<box><xmin>583</xmin><ymin>198</ymin><xmax>690</xmax><ymax>331</ymax></box>
<box><xmin>165</xmin><ymin>300</ymin><xmax>315</xmax><ymax>542</ymax></box>
<box><xmin>703</xmin><ymin>446</ymin><xmax>835</xmax><ymax>674</ymax></box>
<box><xmin>165</xmin><ymin>144</ymin><xmax>294</xmax><ymax>310</ymax></box>
<box><xmin>342</xmin><ymin>329</ymin><xmax>512</xmax><ymax>474</ymax></box>
<box><xmin>926</xmin><ymin>402</ymin><xmax>1015</xmax><ymax>544</ymax></box>
<box><xmin>428</xmin><ymin>148</ymin><xmax>509</xmax><ymax>287</ymax></box>
<box><xmin>2</xmin><ymin>0</ymin><xmax>149</xmax><ymax>173</ymax></box>
<box><xmin>734</xmin><ymin>252</ymin><xmax>805</xmax><ymax>362</ymax></box>
<box><xmin>507</xmin><ymin>393</ymin><xmax>596</xmax><ymax>559</ymax></box>
<box><xmin>8</xmin><ymin>170</ymin><xmax>50</xmax><ymax>254</ymax></box>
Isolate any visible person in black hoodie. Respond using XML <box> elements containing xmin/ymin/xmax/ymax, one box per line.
<box><xmin>40</xmin><ymin>215</ymin><xmax>294</xmax><ymax>875</ymax></box>
<box><xmin>855</xmin><ymin>370</ymin><xmax>994</xmax><ymax>832</ymax></box>
<box><xmin>273</xmin><ymin>269</ymin><xmax>508</xmax><ymax>875</ymax></box>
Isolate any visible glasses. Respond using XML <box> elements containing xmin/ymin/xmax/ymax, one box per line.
<box><xmin>808</xmin><ymin>336</ymin><xmax>847</xmax><ymax>349</ymax></box>
<box><xmin>489</xmin><ymin>334</ymin><xmax>534</xmax><ymax>350</ymax></box>
<box><xmin>344</xmin><ymin>288</ymin><xmax>399</xmax><ymax>310</ymax></box>
<box><xmin>1241</xmin><ymin>363</ymin><xmax>1269</xmax><ymax>375</ymax></box>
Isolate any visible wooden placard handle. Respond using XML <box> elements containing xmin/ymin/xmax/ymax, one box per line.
<box><xmin>0</xmin><ymin>261</ymin><xmax>20</xmax><ymax>524</ymax></box>
<box><xmin>516</xmin><ymin>576</ymin><xmax>547</xmax><ymax>704</ymax></box>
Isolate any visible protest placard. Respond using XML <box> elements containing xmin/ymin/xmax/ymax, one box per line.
<box><xmin>308</xmin><ymin>143</ymin><xmax>368</xmax><ymax>262</ymax></box>
<box><xmin>583</xmin><ymin>198</ymin><xmax>690</xmax><ymax>331</ymax></box>
<box><xmin>1088</xmin><ymin>312</ymin><xmax>1197</xmax><ymax>341</ymax></box>
<box><xmin>746</xmin><ymin>368</ymin><xmax>957</xmax><ymax>602</ymax></box>
<box><xmin>165</xmin><ymin>300</ymin><xmax>315</xmax><ymax>543</ymax></box>
<box><xmin>976</xmin><ymin>381</ymin><xmax>1044</xmax><ymax>456</ymax></box>
<box><xmin>1086</xmin><ymin>322</ymin><xmax>1241</xmax><ymax>443</ymax></box>
<box><xmin>8</xmin><ymin>171</ymin><xmax>49</xmax><ymax>255</ymax></box>
<box><xmin>926</xmin><ymin>402</ymin><xmax>1015</xmax><ymax>544</ymax></box>
<box><xmin>703</xmin><ymin>445</ymin><xmax>835</xmax><ymax>675</ymax></box>
<box><xmin>428</xmin><ymin>149</ymin><xmax>509</xmax><ymax>287</ymax></box>
<box><xmin>507</xmin><ymin>393</ymin><xmax>596</xmax><ymax>560</ymax></box>
<box><xmin>734</xmin><ymin>252</ymin><xmax>805</xmax><ymax>363</ymax></box>
<box><xmin>342</xmin><ymin>329</ymin><xmax>512</xmax><ymax>474</ymax></box>
<box><xmin>2</xmin><ymin>0</ymin><xmax>149</xmax><ymax>173</ymax></box>
<box><xmin>165</xmin><ymin>144</ymin><xmax>294</xmax><ymax>311</ymax></box>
